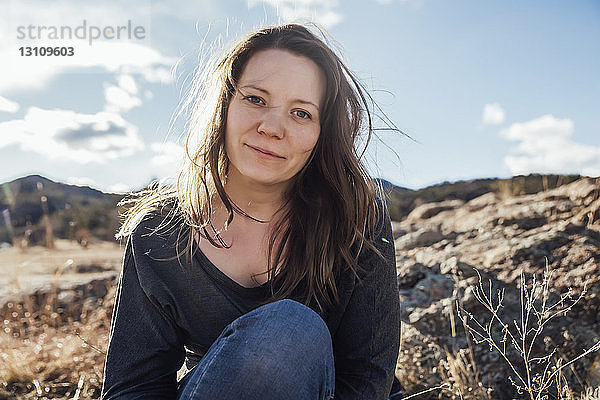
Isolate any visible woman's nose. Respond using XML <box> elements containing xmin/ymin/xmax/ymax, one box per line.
<box><xmin>257</xmin><ymin>108</ymin><xmax>284</xmax><ymax>139</ymax></box>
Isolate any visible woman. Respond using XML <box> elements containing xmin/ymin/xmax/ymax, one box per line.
<box><xmin>101</xmin><ymin>23</ymin><xmax>401</xmax><ymax>400</ymax></box>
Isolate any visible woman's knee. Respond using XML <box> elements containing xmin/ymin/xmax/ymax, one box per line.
<box><xmin>178</xmin><ymin>300</ymin><xmax>335</xmax><ymax>399</ymax></box>
<box><xmin>232</xmin><ymin>301</ymin><xmax>334</xmax><ymax>397</ymax></box>
<box><xmin>236</xmin><ymin>299</ymin><xmax>332</xmax><ymax>353</ymax></box>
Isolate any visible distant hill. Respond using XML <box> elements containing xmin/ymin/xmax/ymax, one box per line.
<box><xmin>0</xmin><ymin>173</ymin><xmax>585</xmax><ymax>244</ymax></box>
<box><xmin>374</xmin><ymin>178</ymin><xmax>406</xmax><ymax>192</ymax></box>
<box><xmin>383</xmin><ymin>174</ymin><xmax>582</xmax><ymax>221</ymax></box>
<box><xmin>0</xmin><ymin>175</ymin><xmax>124</xmax><ymax>244</ymax></box>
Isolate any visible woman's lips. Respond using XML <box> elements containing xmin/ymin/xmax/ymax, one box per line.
<box><xmin>245</xmin><ymin>144</ymin><xmax>285</xmax><ymax>159</ymax></box>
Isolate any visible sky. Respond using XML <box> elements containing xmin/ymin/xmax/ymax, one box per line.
<box><xmin>0</xmin><ymin>0</ymin><xmax>598</xmax><ymax>192</ymax></box>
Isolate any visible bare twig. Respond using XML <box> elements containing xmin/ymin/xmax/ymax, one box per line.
<box><xmin>457</xmin><ymin>261</ymin><xmax>599</xmax><ymax>400</ymax></box>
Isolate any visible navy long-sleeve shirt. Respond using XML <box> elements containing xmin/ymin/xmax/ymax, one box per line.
<box><xmin>101</xmin><ymin>203</ymin><xmax>400</xmax><ymax>400</ymax></box>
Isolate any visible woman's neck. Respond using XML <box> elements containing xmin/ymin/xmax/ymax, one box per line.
<box><xmin>222</xmin><ymin>169</ymin><xmax>288</xmax><ymax>223</ymax></box>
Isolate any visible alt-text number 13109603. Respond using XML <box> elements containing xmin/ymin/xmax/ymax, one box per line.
<box><xmin>19</xmin><ymin>46</ymin><xmax>75</xmax><ymax>56</ymax></box>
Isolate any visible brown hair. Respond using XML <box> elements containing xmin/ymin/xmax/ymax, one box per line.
<box><xmin>118</xmin><ymin>23</ymin><xmax>385</xmax><ymax>312</ymax></box>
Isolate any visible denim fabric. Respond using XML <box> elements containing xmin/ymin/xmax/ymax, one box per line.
<box><xmin>176</xmin><ymin>299</ymin><xmax>335</xmax><ymax>400</ymax></box>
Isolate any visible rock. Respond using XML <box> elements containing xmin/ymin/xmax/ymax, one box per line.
<box><xmin>398</xmin><ymin>269</ymin><xmax>454</xmax><ymax>329</ymax></box>
<box><xmin>464</xmin><ymin>192</ymin><xmax>499</xmax><ymax>212</ymax></box>
<box><xmin>76</xmin><ymin>263</ymin><xmax>111</xmax><ymax>273</ymax></box>
<box><xmin>395</xmin><ymin>228</ymin><xmax>445</xmax><ymax>250</ymax></box>
<box><xmin>407</xmin><ymin>200</ymin><xmax>465</xmax><ymax>220</ymax></box>
<box><xmin>396</xmin><ymin>260</ymin><xmax>428</xmax><ymax>289</ymax></box>
<box><xmin>57</xmin><ymin>290</ymin><xmax>76</xmax><ymax>305</ymax></box>
<box><xmin>439</xmin><ymin>256</ymin><xmax>478</xmax><ymax>278</ymax></box>
<box><xmin>393</xmin><ymin>177</ymin><xmax>600</xmax><ymax>399</ymax></box>
<box><xmin>415</xmin><ymin>274</ymin><xmax>454</xmax><ymax>300</ymax></box>
<box><xmin>573</xmin><ymin>197</ymin><xmax>600</xmax><ymax>226</ymax></box>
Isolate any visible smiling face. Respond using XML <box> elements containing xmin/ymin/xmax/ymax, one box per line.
<box><xmin>224</xmin><ymin>49</ymin><xmax>326</xmax><ymax>191</ymax></box>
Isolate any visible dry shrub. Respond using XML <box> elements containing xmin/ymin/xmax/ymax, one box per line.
<box><xmin>581</xmin><ymin>387</ymin><xmax>600</xmax><ymax>400</ymax></box>
<box><xmin>439</xmin><ymin>348</ymin><xmax>492</xmax><ymax>400</ymax></box>
<box><xmin>0</xmin><ymin>280</ymin><xmax>114</xmax><ymax>399</ymax></box>
<box><xmin>457</xmin><ymin>264</ymin><xmax>600</xmax><ymax>400</ymax></box>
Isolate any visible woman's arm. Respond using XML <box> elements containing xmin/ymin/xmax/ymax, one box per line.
<box><xmin>333</xmin><ymin>200</ymin><xmax>401</xmax><ymax>400</ymax></box>
<box><xmin>101</xmin><ymin>233</ymin><xmax>185</xmax><ymax>400</ymax></box>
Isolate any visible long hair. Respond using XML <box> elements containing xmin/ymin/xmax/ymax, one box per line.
<box><xmin>118</xmin><ymin>23</ymin><xmax>384</xmax><ymax>312</ymax></box>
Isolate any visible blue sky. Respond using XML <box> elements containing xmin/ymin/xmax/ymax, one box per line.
<box><xmin>0</xmin><ymin>0</ymin><xmax>598</xmax><ymax>192</ymax></box>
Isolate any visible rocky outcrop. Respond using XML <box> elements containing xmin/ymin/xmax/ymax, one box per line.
<box><xmin>394</xmin><ymin>177</ymin><xmax>600</xmax><ymax>398</ymax></box>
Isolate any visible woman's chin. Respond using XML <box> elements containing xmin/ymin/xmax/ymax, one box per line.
<box><xmin>234</xmin><ymin>171</ymin><xmax>288</xmax><ymax>188</ymax></box>
<box><xmin>249</xmin><ymin>176</ymin><xmax>288</xmax><ymax>188</ymax></box>
<box><xmin>228</xmin><ymin>162</ymin><xmax>297</xmax><ymax>189</ymax></box>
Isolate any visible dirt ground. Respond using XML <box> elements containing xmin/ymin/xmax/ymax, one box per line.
<box><xmin>0</xmin><ymin>239</ymin><xmax>123</xmax><ymax>307</ymax></box>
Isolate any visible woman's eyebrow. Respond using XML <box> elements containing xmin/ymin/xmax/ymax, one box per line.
<box><xmin>295</xmin><ymin>99</ymin><xmax>320</xmax><ymax>112</ymax></box>
<box><xmin>241</xmin><ymin>84</ymin><xmax>269</xmax><ymax>94</ymax></box>
<box><xmin>240</xmin><ymin>84</ymin><xmax>320</xmax><ymax>111</ymax></box>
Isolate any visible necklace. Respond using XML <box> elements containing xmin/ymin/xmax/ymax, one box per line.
<box><xmin>207</xmin><ymin>221</ymin><xmax>230</xmax><ymax>247</ymax></box>
<box><xmin>229</xmin><ymin>198</ymin><xmax>272</xmax><ymax>224</ymax></box>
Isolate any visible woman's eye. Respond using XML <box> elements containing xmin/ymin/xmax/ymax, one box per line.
<box><xmin>243</xmin><ymin>95</ymin><xmax>264</xmax><ymax>105</ymax></box>
<box><xmin>293</xmin><ymin>110</ymin><xmax>312</xmax><ymax>120</ymax></box>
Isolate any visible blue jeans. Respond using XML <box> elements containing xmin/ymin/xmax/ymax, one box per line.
<box><xmin>176</xmin><ymin>299</ymin><xmax>336</xmax><ymax>400</ymax></box>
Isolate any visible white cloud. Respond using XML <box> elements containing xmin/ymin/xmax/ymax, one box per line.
<box><xmin>67</xmin><ymin>176</ymin><xmax>132</xmax><ymax>193</ymax></box>
<box><xmin>0</xmin><ymin>96</ymin><xmax>20</xmax><ymax>113</ymax></box>
<box><xmin>247</xmin><ymin>0</ymin><xmax>343</xmax><ymax>28</ymax></box>
<box><xmin>117</xmin><ymin>74</ymin><xmax>138</xmax><ymax>95</ymax></box>
<box><xmin>66</xmin><ymin>176</ymin><xmax>132</xmax><ymax>193</ymax></box>
<box><xmin>138</xmin><ymin>65</ymin><xmax>174</xmax><ymax>84</ymax></box>
<box><xmin>500</xmin><ymin>114</ymin><xmax>600</xmax><ymax>177</ymax></box>
<box><xmin>482</xmin><ymin>103</ymin><xmax>505</xmax><ymax>125</ymax></box>
<box><xmin>106</xmin><ymin>183</ymin><xmax>132</xmax><ymax>194</ymax></box>
<box><xmin>149</xmin><ymin>0</ymin><xmax>217</xmax><ymax>20</ymax></box>
<box><xmin>0</xmin><ymin>107</ymin><xmax>145</xmax><ymax>163</ymax></box>
<box><xmin>104</xmin><ymin>73</ymin><xmax>142</xmax><ymax>113</ymax></box>
<box><xmin>67</xmin><ymin>176</ymin><xmax>99</xmax><ymax>187</ymax></box>
<box><xmin>104</xmin><ymin>84</ymin><xmax>142</xmax><ymax>113</ymax></box>
<box><xmin>374</xmin><ymin>0</ymin><xmax>425</xmax><ymax>7</ymax></box>
<box><xmin>151</xmin><ymin>141</ymin><xmax>185</xmax><ymax>167</ymax></box>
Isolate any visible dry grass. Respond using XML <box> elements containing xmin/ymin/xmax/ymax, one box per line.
<box><xmin>581</xmin><ymin>387</ymin><xmax>600</xmax><ymax>400</ymax></box>
<box><xmin>0</xmin><ymin>280</ymin><xmax>114</xmax><ymax>399</ymax></box>
<box><xmin>439</xmin><ymin>347</ymin><xmax>492</xmax><ymax>400</ymax></box>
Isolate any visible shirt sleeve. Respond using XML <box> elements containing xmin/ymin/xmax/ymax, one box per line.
<box><xmin>333</xmin><ymin>200</ymin><xmax>401</xmax><ymax>400</ymax></box>
<box><xmin>101</xmin><ymin>233</ymin><xmax>185</xmax><ymax>400</ymax></box>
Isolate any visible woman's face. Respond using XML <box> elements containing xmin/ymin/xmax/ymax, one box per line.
<box><xmin>225</xmin><ymin>49</ymin><xmax>325</xmax><ymax>190</ymax></box>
